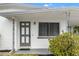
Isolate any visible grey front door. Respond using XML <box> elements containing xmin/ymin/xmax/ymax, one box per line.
<box><xmin>20</xmin><ymin>22</ymin><xmax>31</xmax><ymax>46</ymax></box>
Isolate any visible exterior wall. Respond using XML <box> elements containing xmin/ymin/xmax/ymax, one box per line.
<box><xmin>0</xmin><ymin>16</ymin><xmax>13</xmax><ymax>50</ymax></box>
<box><xmin>0</xmin><ymin>12</ymin><xmax>68</xmax><ymax>50</ymax></box>
<box><xmin>15</xmin><ymin>12</ymin><xmax>68</xmax><ymax>50</ymax></box>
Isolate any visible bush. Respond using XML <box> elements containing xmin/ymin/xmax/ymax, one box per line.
<box><xmin>49</xmin><ymin>33</ymin><xmax>79</xmax><ymax>56</ymax></box>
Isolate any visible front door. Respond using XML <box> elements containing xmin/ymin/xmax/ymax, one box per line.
<box><xmin>20</xmin><ymin>22</ymin><xmax>31</xmax><ymax>47</ymax></box>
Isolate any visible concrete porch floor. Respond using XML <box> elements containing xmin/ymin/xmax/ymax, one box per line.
<box><xmin>15</xmin><ymin>49</ymin><xmax>53</xmax><ymax>56</ymax></box>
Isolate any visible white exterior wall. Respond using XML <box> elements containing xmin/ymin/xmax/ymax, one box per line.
<box><xmin>0</xmin><ymin>12</ymin><xmax>68</xmax><ymax>50</ymax></box>
<box><xmin>15</xmin><ymin>12</ymin><xmax>68</xmax><ymax>50</ymax></box>
<box><xmin>0</xmin><ymin>16</ymin><xmax>12</xmax><ymax>50</ymax></box>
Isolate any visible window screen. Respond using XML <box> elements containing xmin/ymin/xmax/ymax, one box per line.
<box><xmin>39</xmin><ymin>23</ymin><xmax>59</xmax><ymax>36</ymax></box>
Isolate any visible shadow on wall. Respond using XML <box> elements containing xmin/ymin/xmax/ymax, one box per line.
<box><xmin>0</xmin><ymin>34</ymin><xmax>1</xmax><ymax>39</ymax></box>
<box><xmin>0</xmin><ymin>34</ymin><xmax>1</xmax><ymax>48</ymax></box>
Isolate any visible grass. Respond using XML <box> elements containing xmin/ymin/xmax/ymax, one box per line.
<box><xmin>0</xmin><ymin>51</ymin><xmax>38</xmax><ymax>56</ymax></box>
<box><xmin>12</xmin><ymin>54</ymin><xmax>38</xmax><ymax>56</ymax></box>
<box><xmin>0</xmin><ymin>53</ymin><xmax>38</xmax><ymax>56</ymax></box>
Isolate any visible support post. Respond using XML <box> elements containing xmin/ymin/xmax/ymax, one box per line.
<box><xmin>12</xmin><ymin>18</ymin><xmax>15</xmax><ymax>51</ymax></box>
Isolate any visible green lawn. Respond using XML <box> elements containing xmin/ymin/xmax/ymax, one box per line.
<box><xmin>0</xmin><ymin>51</ymin><xmax>38</xmax><ymax>56</ymax></box>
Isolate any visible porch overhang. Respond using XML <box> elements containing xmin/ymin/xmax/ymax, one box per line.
<box><xmin>0</xmin><ymin>3</ymin><xmax>79</xmax><ymax>26</ymax></box>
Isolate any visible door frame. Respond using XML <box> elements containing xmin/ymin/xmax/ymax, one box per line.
<box><xmin>20</xmin><ymin>21</ymin><xmax>31</xmax><ymax>47</ymax></box>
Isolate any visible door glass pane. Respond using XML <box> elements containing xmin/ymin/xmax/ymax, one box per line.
<box><xmin>26</xmin><ymin>27</ymin><xmax>29</xmax><ymax>34</ymax></box>
<box><xmin>21</xmin><ymin>23</ymin><xmax>25</xmax><ymax>26</ymax></box>
<box><xmin>26</xmin><ymin>37</ymin><xmax>29</xmax><ymax>43</ymax></box>
<box><xmin>21</xmin><ymin>27</ymin><xmax>25</xmax><ymax>35</ymax></box>
<box><xmin>26</xmin><ymin>23</ymin><xmax>29</xmax><ymax>26</ymax></box>
<box><xmin>22</xmin><ymin>36</ymin><xmax>25</xmax><ymax>43</ymax></box>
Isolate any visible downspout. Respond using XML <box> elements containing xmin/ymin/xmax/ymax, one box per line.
<box><xmin>66</xmin><ymin>10</ymin><xmax>70</xmax><ymax>32</ymax></box>
<box><xmin>9</xmin><ymin>17</ymin><xmax>15</xmax><ymax>53</ymax></box>
<box><xmin>12</xmin><ymin>17</ymin><xmax>15</xmax><ymax>51</ymax></box>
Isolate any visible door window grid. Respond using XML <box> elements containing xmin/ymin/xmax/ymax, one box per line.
<box><xmin>20</xmin><ymin>22</ymin><xmax>30</xmax><ymax>46</ymax></box>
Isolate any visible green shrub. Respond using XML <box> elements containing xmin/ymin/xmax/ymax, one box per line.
<box><xmin>49</xmin><ymin>33</ymin><xmax>79</xmax><ymax>56</ymax></box>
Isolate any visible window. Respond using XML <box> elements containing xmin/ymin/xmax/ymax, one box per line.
<box><xmin>39</xmin><ymin>22</ymin><xmax>59</xmax><ymax>36</ymax></box>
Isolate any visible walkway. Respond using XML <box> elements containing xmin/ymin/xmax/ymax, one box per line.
<box><xmin>15</xmin><ymin>49</ymin><xmax>53</xmax><ymax>56</ymax></box>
